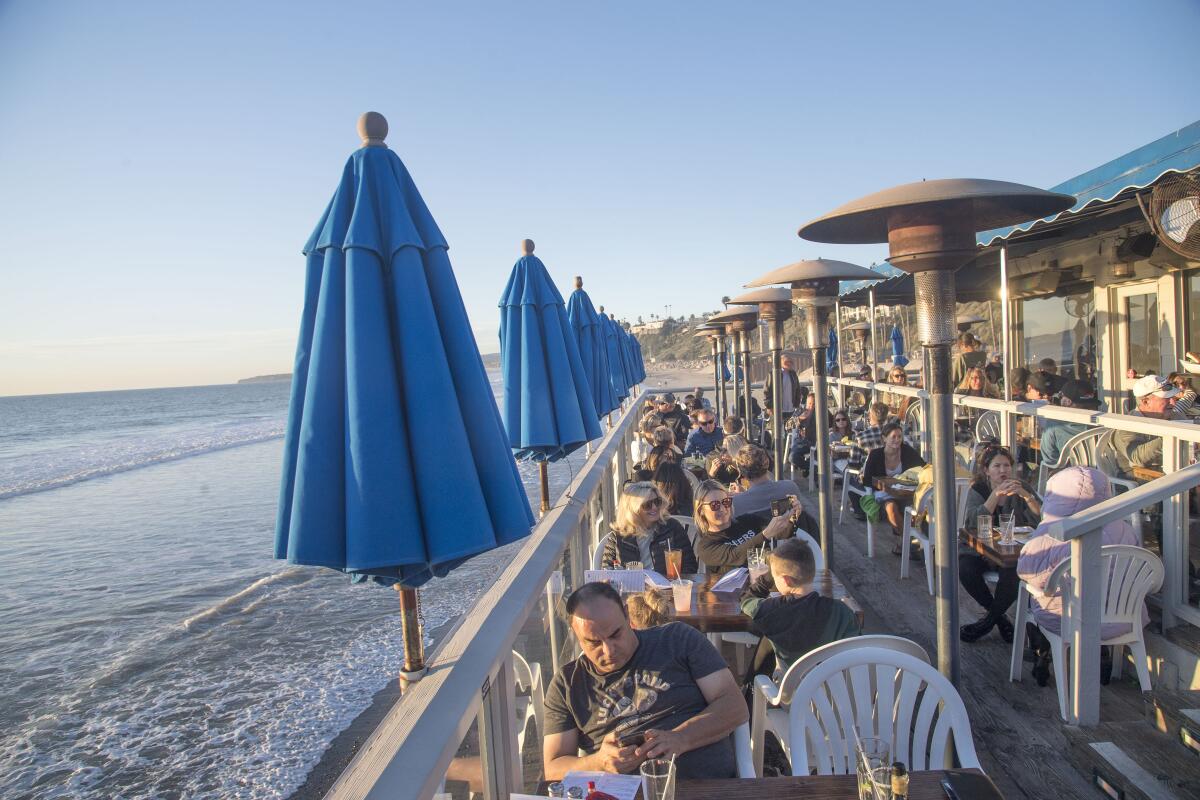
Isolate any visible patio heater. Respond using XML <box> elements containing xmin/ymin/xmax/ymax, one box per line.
<box><xmin>798</xmin><ymin>179</ymin><xmax>1074</xmax><ymax>685</ymax></box>
<box><xmin>694</xmin><ymin>325</ymin><xmax>724</xmax><ymax>416</ymax></box>
<box><xmin>746</xmin><ymin>260</ymin><xmax>879</xmax><ymax>568</ymax></box>
<box><xmin>729</xmin><ymin>287</ymin><xmax>791</xmax><ymax>447</ymax></box>
<box><xmin>706</xmin><ymin>308</ymin><xmax>759</xmax><ymax>429</ymax></box>
<box><xmin>846</xmin><ymin>322</ymin><xmax>871</xmax><ymax>369</ymax></box>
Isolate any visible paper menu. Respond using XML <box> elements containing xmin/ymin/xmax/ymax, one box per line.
<box><xmin>561</xmin><ymin>771</ymin><xmax>642</xmax><ymax>800</ymax></box>
<box><xmin>583</xmin><ymin>569</ymin><xmax>672</xmax><ymax>592</ymax></box>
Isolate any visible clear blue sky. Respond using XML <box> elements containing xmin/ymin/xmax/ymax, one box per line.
<box><xmin>1</xmin><ymin>0</ymin><xmax>1197</xmax><ymax>395</ymax></box>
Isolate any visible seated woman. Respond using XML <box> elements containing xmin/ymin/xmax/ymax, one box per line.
<box><xmin>652</xmin><ymin>462</ymin><xmax>695</xmax><ymax>517</ymax></box>
<box><xmin>860</xmin><ymin>422</ymin><xmax>926</xmax><ymax>554</ymax></box>
<box><xmin>884</xmin><ymin>366</ymin><xmax>913</xmax><ymax>419</ymax></box>
<box><xmin>600</xmin><ymin>481</ymin><xmax>697</xmax><ymax>575</ymax></box>
<box><xmin>828</xmin><ymin>408</ymin><xmax>854</xmax><ymax>476</ymax></box>
<box><xmin>721</xmin><ymin>415</ymin><xmax>748</xmax><ymax>459</ymax></box>
<box><xmin>954</xmin><ymin>367</ymin><xmax>1002</xmax><ymax>444</ymax></box>
<box><xmin>1017</xmin><ymin>466</ymin><xmax>1142</xmax><ymax>686</ymax></box>
<box><xmin>705</xmin><ymin>450</ymin><xmax>742</xmax><ymax>489</ymax></box>
<box><xmin>959</xmin><ymin>444</ymin><xmax>1041</xmax><ymax>643</ymax></box>
<box><xmin>691</xmin><ymin>479</ymin><xmax>798</xmax><ymax>576</ymax></box>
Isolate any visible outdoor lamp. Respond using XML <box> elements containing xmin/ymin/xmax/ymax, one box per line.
<box><xmin>797</xmin><ymin>178</ymin><xmax>1075</xmax><ymax>686</ymax></box>
<box><xmin>706</xmin><ymin>307</ymin><xmax>759</xmax><ymax>424</ymax></box>
<box><xmin>745</xmin><ymin>259</ymin><xmax>880</xmax><ymax>572</ymax></box>
<box><xmin>694</xmin><ymin>324</ymin><xmax>725</xmax><ymax>411</ymax></box>
<box><xmin>729</xmin><ymin>287</ymin><xmax>792</xmax><ymax>457</ymax></box>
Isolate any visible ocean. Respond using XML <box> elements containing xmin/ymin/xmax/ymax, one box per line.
<box><xmin>0</xmin><ymin>376</ymin><xmax>588</xmax><ymax>799</ymax></box>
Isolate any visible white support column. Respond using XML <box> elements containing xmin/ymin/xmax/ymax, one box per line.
<box><xmin>479</xmin><ymin>656</ymin><xmax>523</xmax><ymax>799</ymax></box>
<box><xmin>1162</xmin><ymin>435</ymin><xmax>1184</xmax><ymax>630</ymax></box>
<box><xmin>1069</xmin><ymin>531</ymin><xmax>1103</xmax><ymax>726</ymax></box>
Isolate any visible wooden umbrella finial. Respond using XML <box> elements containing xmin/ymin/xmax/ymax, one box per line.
<box><xmin>358</xmin><ymin>112</ymin><xmax>388</xmax><ymax>147</ymax></box>
<box><xmin>521</xmin><ymin>239</ymin><xmax>535</xmax><ymax>255</ymax></box>
<box><xmin>574</xmin><ymin>276</ymin><xmax>583</xmax><ymax>289</ymax></box>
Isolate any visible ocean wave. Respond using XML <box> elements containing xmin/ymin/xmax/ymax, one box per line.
<box><xmin>180</xmin><ymin>567</ymin><xmax>311</xmax><ymax>631</ymax></box>
<box><xmin>0</xmin><ymin>423</ymin><xmax>286</xmax><ymax>500</ymax></box>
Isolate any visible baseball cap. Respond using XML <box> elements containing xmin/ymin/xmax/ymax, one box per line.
<box><xmin>1059</xmin><ymin>380</ymin><xmax>1100</xmax><ymax>409</ymax></box>
<box><xmin>656</xmin><ymin>392</ymin><xmax>676</xmax><ymax>404</ymax></box>
<box><xmin>1132</xmin><ymin>374</ymin><xmax>1180</xmax><ymax>399</ymax></box>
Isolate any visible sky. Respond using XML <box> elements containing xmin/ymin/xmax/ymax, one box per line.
<box><xmin>1</xmin><ymin>0</ymin><xmax>1198</xmax><ymax>396</ymax></box>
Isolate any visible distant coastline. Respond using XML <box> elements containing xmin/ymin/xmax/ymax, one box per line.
<box><xmin>238</xmin><ymin>353</ymin><xmax>500</xmax><ymax>386</ymax></box>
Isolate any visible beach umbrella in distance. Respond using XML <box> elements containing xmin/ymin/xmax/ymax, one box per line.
<box><xmin>890</xmin><ymin>324</ymin><xmax>909</xmax><ymax>367</ymax></box>
<box><xmin>827</xmin><ymin>325</ymin><xmax>839</xmax><ymax>374</ymax></box>
<box><xmin>566</xmin><ymin>277</ymin><xmax>619</xmax><ymax>419</ymax></box>
<box><xmin>631</xmin><ymin>333</ymin><xmax>646</xmax><ymax>382</ymax></box>
<box><xmin>498</xmin><ymin>240</ymin><xmax>603</xmax><ymax>513</ymax></box>
<box><xmin>599</xmin><ymin>306</ymin><xmax>630</xmax><ymax>402</ymax></box>
<box><xmin>274</xmin><ymin>112</ymin><xmax>535</xmax><ymax>680</ymax></box>
<box><xmin>620</xmin><ymin>324</ymin><xmax>640</xmax><ymax>389</ymax></box>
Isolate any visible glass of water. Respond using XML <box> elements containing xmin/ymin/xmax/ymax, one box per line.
<box><xmin>999</xmin><ymin>512</ymin><xmax>1016</xmax><ymax>545</ymax></box>
<box><xmin>640</xmin><ymin>758</ymin><xmax>676</xmax><ymax>800</ymax></box>
<box><xmin>977</xmin><ymin>514</ymin><xmax>993</xmax><ymax>540</ymax></box>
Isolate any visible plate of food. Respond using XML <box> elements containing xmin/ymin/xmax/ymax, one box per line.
<box><xmin>1180</xmin><ymin>359</ymin><xmax>1200</xmax><ymax>376</ymax></box>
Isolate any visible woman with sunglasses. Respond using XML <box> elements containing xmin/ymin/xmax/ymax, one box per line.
<box><xmin>691</xmin><ymin>479</ymin><xmax>798</xmax><ymax>576</ymax></box>
<box><xmin>828</xmin><ymin>409</ymin><xmax>854</xmax><ymax>476</ymax></box>
<box><xmin>884</xmin><ymin>366</ymin><xmax>912</xmax><ymax>420</ymax></box>
<box><xmin>600</xmin><ymin>481</ymin><xmax>697</xmax><ymax>575</ymax></box>
<box><xmin>959</xmin><ymin>444</ymin><xmax>1041</xmax><ymax>643</ymax></box>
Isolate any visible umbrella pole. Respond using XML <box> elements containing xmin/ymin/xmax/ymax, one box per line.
<box><xmin>397</xmin><ymin>585</ymin><xmax>427</xmax><ymax>682</ymax></box>
<box><xmin>539</xmin><ymin>461</ymin><xmax>551</xmax><ymax>516</ymax></box>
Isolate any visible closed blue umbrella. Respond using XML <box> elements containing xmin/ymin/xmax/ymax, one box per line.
<box><xmin>567</xmin><ymin>278</ymin><xmax>619</xmax><ymax>418</ymax></box>
<box><xmin>599</xmin><ymin>308</ymin><xmax>630</xmax><ymax>401</ymax></box>
<box><xmin>827</xmin><ymin>327</ymin><xmax>839</xmax><ymax>373</ymax></box>
<box><xmin>631</xmin><ymin>334</ymin><xmax>646</xmax><ymax>382</ymax></box>
<box><xmin>498</xmin><ymin>241</ymin><xmax>603</xmax><ymax>473</ymax></box>
<box><xmin>619</xmin><ymin>325</ymin><xmax>639</xmax><ymax>389</ymax></box>
<box><xmin>275</xmin><ymin>113</ymin><xmax>534</xmax><ymax>676</ymax></box>
<box><xmin>890</xmin><ymin>324</ymin><xmax>910</xmax><ymax>368</ymax></box>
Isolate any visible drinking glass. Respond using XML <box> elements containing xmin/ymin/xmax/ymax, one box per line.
<box><xmin>999</xmin><ymin>512</ymin><xmax>1016</xmax><ymax>545</ymax></box>
<box><xmin>664</xmin><ymin>549</ymin><xmax>683</xmax><ymax>580</ymax></box>
<box><xmin>671</xmin><ymin>579</ymin><xmax>693</xmax><ymax>613</ymax></box>
<box><xmin>640</xmin><ymin>758</ymin><xmax>676</xmax><ymax>800</ymax></box>
<box><xmin>977</xmin><ymin>514</ymin><xmax>993</xmax><ymax>540</ymax></box>
<box><xmin>856</xmin><ymin>738</ymin><xmax>892</xmax><ymax>800</ymax></box>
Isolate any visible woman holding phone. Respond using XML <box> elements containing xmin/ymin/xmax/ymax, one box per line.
<box><xmin>691</xmin><ymin>479</ymin><xmax>799</xmax><ymax>576</ymax></box>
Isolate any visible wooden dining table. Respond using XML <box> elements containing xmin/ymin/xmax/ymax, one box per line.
<box><xmin>671</xmin><ymin>570</ymin><xmax>864</xmax><ymax>632</ymax></box>
<box><xmin>958</xmin><ymin>527</ymin><xmax>1024</xmax><ymax>569</ymax></box>
<box><xmin>675</xmin><ymin>769</ymin><xmax>996</xmax><ymax>799</ymax></box>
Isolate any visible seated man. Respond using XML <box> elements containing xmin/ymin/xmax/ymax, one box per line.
<box><xmin>740</xmin><ymin>539</ymin><xmax>860</xmax><ymax>674</ymax></box>
<box><xmin>730</xmin><ymin>445</ymin><xmax>817</xmax><ymax>535</ymax></box>
<box><xmin>543</xmin><ymin>582</ymin><xmax>747</xmax><ymax>780</ymax></box>
<box><xmin>1112</xmin><ymin>374</ymin><xmax>1179</xmax><ymax>478</ymax></box>
<box><xmin>684</xmin><ymin>409</ymin><xmax>725</xmax><ymax>456</ymax></box>
<box><xmin>1039</xmin><ymin>379</ymin><xmax>1099</xmax><ymax>466</ymax></box>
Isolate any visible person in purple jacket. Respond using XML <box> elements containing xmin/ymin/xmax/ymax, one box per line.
<box><xmin>1017</xmin><ymin>466</ymin><xmax>1142</xmax><ymax>686</ymax></box>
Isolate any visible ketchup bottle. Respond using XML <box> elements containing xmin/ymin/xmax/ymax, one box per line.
<box><xmin>586</xmin><ymin>780</ymin><xmax>619</xmax><ymax>800</ymax></box>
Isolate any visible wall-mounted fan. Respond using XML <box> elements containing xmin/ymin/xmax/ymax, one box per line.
<box><xmin>1139</xmin><ymin>170</ymin><xmax>1200</xmax><ymax>261</ymax></box>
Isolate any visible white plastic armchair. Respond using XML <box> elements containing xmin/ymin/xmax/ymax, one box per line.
<box><xmin>750</xmin><ymin>636</ymin><xmax>930</xmax><ymax>777</ymax></box>
<box><xmin>839</xmin><ymin>466</ymin><xmax>875</xmax><ymax>557</ymax></box>
<box><xmin>733</xmin><ymin>722</ymin><xmax>756</xmax><ymax>778</ymax></box>
<box><xmin>511</xmin><ymin>650</ymin><xmax>545</xmax><ymax>760</ymax></box>
<box><xmin>1010</xmin><ymin>545</ymin><xmax>1163</xmax><ymax>721</ymax></box>
<box><xmin>591</xmin><ymin>532</ymin><xmax>613</xmax><ymax>571</ymax></box>
<box><xmin>970</xmin><ymin>410</ymin><xmax>1001</xmax><ymax>464</ymax></box>
<box><xmin>900</xmin><ymin>478</ymin><xmax>970</xmax><ymax>594</ymax></box>
<box><xmin>1036</xmin><ymin>426</ymin><xmax>1105</xmax><ymax>496</ymax></box>
<box><xmin>786</xmin><ymin>647</ymin><xmax>981</xmax><ymax>775</ymax></box>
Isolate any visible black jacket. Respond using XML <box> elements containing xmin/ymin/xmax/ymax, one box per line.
<box><xmin>763</xmin><ymin>368</ymin><xmax>802</xmax><ymax>412</ymax></box>
<box><xmin>600</xmin><ymin>518</ymin><xmax>697</xmax><ymax>575</ymax></box>
<box><xmin>860</xmin><ymin>443</ymin><xmax>926</xmax><ymax>489</ymax></box>
<box><xmin>694</xmin><ymin>512</ymin><xmax>773</xmax><ymax>576</ymax></box>
<box><xmin>659</xmin><ymin>407</ymin><xmax>692</xmax><ymax>444</ymax></box>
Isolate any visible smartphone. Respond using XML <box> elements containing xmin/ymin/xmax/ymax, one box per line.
<box><xmin>770</xmin><ymin>497</ymin><xmax>791</xmax><ymax>517</ymax></box>
<box><xmin>616</xmin><ymin>731</ymin><xmax>646</xmax><ymax>748</ymax></box>
<box><xmin>940</xmin><ymin>770</ymin><xmax>1004</xmax><ymax>800</ymax></box>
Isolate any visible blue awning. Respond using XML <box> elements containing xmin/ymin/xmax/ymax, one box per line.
<box><xmin>978</xmin><ymin>120</ymin><xmax>1200</xmax><ymax>246</ymax></box>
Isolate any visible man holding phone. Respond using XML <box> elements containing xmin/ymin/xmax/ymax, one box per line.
<box><xmin>542</xmin><ymin>582</ymin><xmax>747</xmax><ymax>780</ymax></box>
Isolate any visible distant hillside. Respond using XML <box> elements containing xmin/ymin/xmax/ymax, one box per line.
<box><xmin>238</xmin><ymin>373</ymin><xmax>291</xmax><ymax>384</ymax></box>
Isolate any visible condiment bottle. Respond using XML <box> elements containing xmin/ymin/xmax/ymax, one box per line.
<box><xmin>585</xmin><ymin>780</ymin><xmax>619</xmax><ymax>800</ymax></box>
<box><xmin>891</xmin><ymin>762</ymin><xmax>909</xmax><ymax>800</ymax></box>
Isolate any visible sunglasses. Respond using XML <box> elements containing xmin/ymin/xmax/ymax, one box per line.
<box><xmin>640</xmin><ymin>497</ymin><xmax>663</xmax><ymax>512</ymax></box>
<box><xmin>835</xmin><ymin>417</ymin><xmax>849</xmax><ymax>423</ymax></box>
<box><xmin>703</xmin><ymin>497</ymin><xmax>733</xmax><ymax>511</ymax></box>
<box><xmin>700</xmin><ymin>419</ymin><xmax>715</xmax><ymax>426</ymax></box>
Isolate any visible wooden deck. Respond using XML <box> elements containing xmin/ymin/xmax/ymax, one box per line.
<box><xmin>785</xmin><ymin>475</ymin><xmax>1154</xmax><ymax>800</ymax></box>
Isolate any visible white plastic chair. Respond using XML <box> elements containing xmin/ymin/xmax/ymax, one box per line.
<box><xmin>839</xmin><ymin>466</ymin><xmax>875</xmax><ymax>557</ymax></box>
<box><xmin>733</xmin><ymin>722</ymin><xmax>756</xmax><ymax>778</ymax></box>
<box><xmin>1036</xmin><ymin>426</ymin><xmax>1105</xmax><ymax>496</ymax></box>
<box><xmin>511</xmin><ymin>650</ymin><xmax>545</xmax><ymax>761</ymax></box>
<box><xmin>591</xmin><ymin>532</ymin><xmax>612</xmax><ymax>571</ymax></box>
<box><xmin>970</xmin><ymin>410</ymin><xmax>1000</xmax><ymax>464</ymax></box>
<box><xmin>1094</xmin><ymin>431</ymin><xmax>1146</xmax><ymax>544</ymax></box>
<box><xmin>1009</xmin><ymin>545</ymin><xmax>1163</xmax><ymax>721</ymax></box>
<box><xmin>900</xmin><ymin>478</ymin><xmax>970</xmax><ymax>594</ymax></box>
<box><xmin>750</xmin><ymin>636</ymin><xmax>930</xmax><ymax>776</ymax></box>
<box><xmin>785</xmin><ymin>647</ymin><xmax>982</xmax><ymax>775</ymax></box>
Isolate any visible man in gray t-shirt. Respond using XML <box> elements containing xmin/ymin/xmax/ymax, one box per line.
<box><xmin>542</xmin><ymin>583</ymin><xmax>747</xmax><ymax>781</ymax></box>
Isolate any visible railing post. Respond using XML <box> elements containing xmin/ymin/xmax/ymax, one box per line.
<box><xmin>1161</xmin><ymin>434</ymin><xmax>1184</xmax><ymax>630</ymax></box>
<box><xmin>546</xmin><ymin>570</ymin><xmax>564</xmax><ymax>674</ymax></box>
<box><xmin>1069</xmin><ymin>530</ymin><xmax>1102</xmax><ymax>726</ymax></box>
<box><xmin>479</xmin><ymin>656</ymin><xmax>522</xmax><ymax>799</ymax></box>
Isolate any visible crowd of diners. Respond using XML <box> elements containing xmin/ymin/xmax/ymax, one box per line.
<box><xmin>537</xmin><ymin>340</ymin><xmax>1163</xmax><ymax>781</ymax></box>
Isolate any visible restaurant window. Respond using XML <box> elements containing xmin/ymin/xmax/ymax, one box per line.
<box><xmin>1186</xmin><ymin>271</ymin><xmax>1200</xmax><ymax>356</ymax></box>
<box><xmin>1021</xmin><ymin>287</ymin><xmax>1096</xmax><ymax>385</ymax></box>
<box><xmin>1125</xmin><ymin>291</ymin><xmax>1161</xmax><ymax>376</ymax></box>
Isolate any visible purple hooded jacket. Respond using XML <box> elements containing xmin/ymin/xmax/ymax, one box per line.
<box><xmin>1016</xmin><ymin>466</ymin><xmax>1144</xmax><ymax>636</ymax></box>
